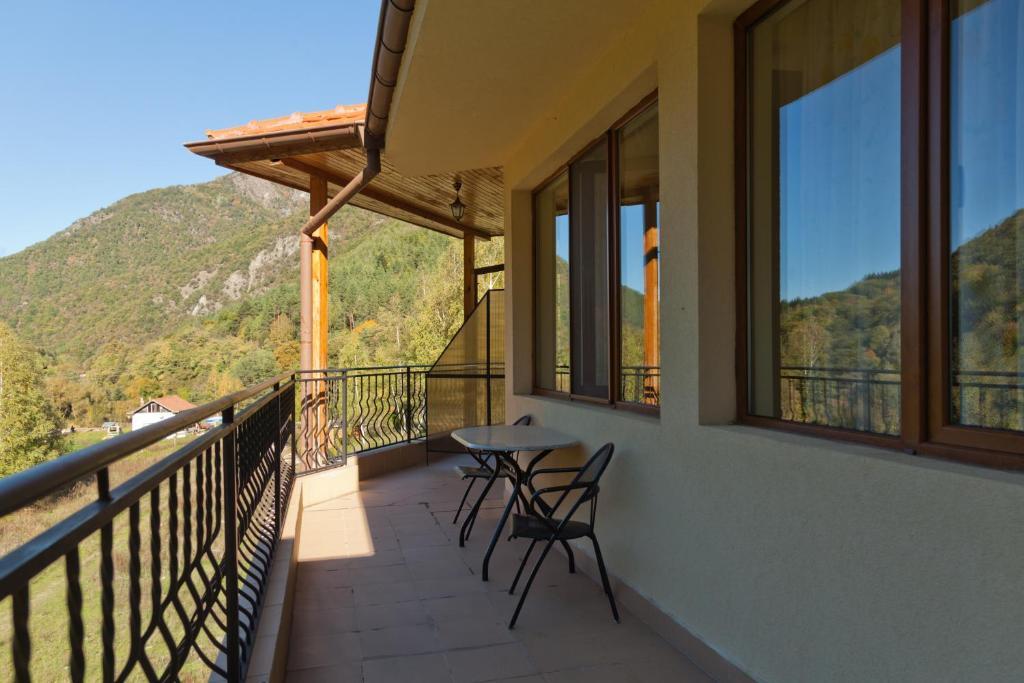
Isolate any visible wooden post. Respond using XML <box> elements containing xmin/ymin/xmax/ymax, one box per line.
<box><xmin>311</xmin><ymin>177</ymin><xmax>329</xmax><ymax>370</ymax></box>
<box><xmin>643</xmin><ymin>200</ymin><xmax>660</xmax><ymax>402</ymax></box>
<box><xmin>463</xmin><ymin>233</ymin><xmax>476</xmax><ymax>321</ymax></box>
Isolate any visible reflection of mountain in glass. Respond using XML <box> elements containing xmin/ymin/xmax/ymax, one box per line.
<box><xmin>779</xmin><ymin>209</ymin><xmax>1024</xmax><ymax>433</ymax></box>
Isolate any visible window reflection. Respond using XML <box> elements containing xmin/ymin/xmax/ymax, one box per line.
<box><xmin>618</xmin><ymin>104</ymin><xmax>660</xmax><ymax>406</ymax></box>
<box><xmin>534</xmin><ymin>172</ymin><xmax>570</xmax><ymax>392</ymax></box>
<box><xmin>747</xmin><ymin>0</ymin><xmax>902</xmax><ymax>435</ymax></box>
<box><xmin>949</xmin><ymin>0</ymin><xmax>1024</xmax><ymax>431</ymax></box>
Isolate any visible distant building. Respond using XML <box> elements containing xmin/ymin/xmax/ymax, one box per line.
<box><xmin>129</xmin><ymin>395</ymin><xmax>196</xmax><ymax>434</ymax></box>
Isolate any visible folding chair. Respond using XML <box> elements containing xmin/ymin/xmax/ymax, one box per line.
<box><xmin>506</xmin><ymin>442</ymin><xmax>619</xmax><ymax>629</ymax></box>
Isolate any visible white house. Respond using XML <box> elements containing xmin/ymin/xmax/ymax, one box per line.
<box><xmin>129</xmin><ymin>395</ymin><xmax>196</xmax><ymax>434</ymax></box>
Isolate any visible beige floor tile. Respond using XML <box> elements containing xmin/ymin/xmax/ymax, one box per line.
<box><xmin>445</xmin><ymin>642</ymin><xmax>539</xmax><ymax>683</ymax></box>
<box><xmin>422</xmin><ymin>593</ymin><xmax>500</xmax><ymax>622</ymax></box>
<box><xmin>284</xmin><ymin>662</ymin><xmax>362</xmax><ymax>682</ymax></box>
<box><xmin>434</xmin><ymin>615</ymin><xmax>517</xmax><ymax>650</ymax></box>
<box><xmin>291</xmin><ymin>606</ymin><xmax>358</xmax><ymax>639</ymax></box>
<box><xmin>352</xmin><ymin>580</ymin><xmax>420</xmax><ymax>606</ymax></box>
<box><xmin>356</xmin><ymin>600</ymin><xmax>431</xmax><ymax>630</ymax></box>
<box><xmin>542</xmin><ymin>663</ymin><xmax>640</xmax><ymax>683</ymax></box>
<box><xmin>287</xmin><ymin>632</ymin><xmax>362</xmax><ymax>671</ymax></box>
<box><xmin>360</xmin><ymin>623</ymin><xmax>442</xmax><ymax>659</ymax></box>
<box><xmin>363</xmin><ymin>652</ymin><xmax>454</xmax><ymax>683</ymax></box>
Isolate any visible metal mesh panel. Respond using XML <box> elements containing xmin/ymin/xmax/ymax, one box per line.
<box><xmin>426</xmin><ymin>290</ymin><xmax>505</xmax><ymax>453</ymax></box>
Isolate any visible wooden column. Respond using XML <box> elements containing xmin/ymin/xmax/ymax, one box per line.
<box><xmin>310</xmin><ymin>177</ymin><xmax>329</xmax><ymax>369</ymax></box>
<box><xmin>463</xmin><ymin>233</ymin><xmax>476</xmax><ymax>321</ymax></box>
<box><xmin>643</xmin><ymin>200</ymin><xmax>660</xmax><ymax>402</ymax></box>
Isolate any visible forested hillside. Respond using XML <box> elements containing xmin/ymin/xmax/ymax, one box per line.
<box><xmin>0</xmin><ymin>173</ymin><xmax>501</xmax><ymax>428</ymax></box>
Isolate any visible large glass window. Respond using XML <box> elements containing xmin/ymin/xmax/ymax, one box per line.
<box><xmin>746</xmin><ymin>0</ymin><xmax>902</xmax><ymax>435</ymax></box>
<box><xmin>949</xmin><ymin>0</ymin><xmax>1024</xmax><ymax>432</ymax></box>
<box><xmin>618</xmin><ymin>105</ymin><xmax>660</xmax><ymax>406</ymax></box>
<box><xmin>533</xmin><ymin>98</ymin><xmax>660</xmax><ymax>409</ymax></box>
<box><xmin>534</xmin><ymin>172</ymin><xmax>570</xmax><ymax>393</ymax></box>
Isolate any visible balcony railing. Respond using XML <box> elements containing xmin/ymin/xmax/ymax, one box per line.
<box><xmin>779</xmin><ymin>366</ymin><xmax>1024</xmax><ymax>434</ymax></box>
<box><xmin>295</xmin><ymin>365</ymin><xmax>429</xmax><ymax>471</ymax></box>
<box><xmin>0</xmin><ymin>374</ymin><xmax>296</xmax><ymax>682</ymax></box>
<box><xmin>0</xmin><ymin>361</ymin><xmax>454</xmax><ymax>681</ymax></box>
<box><xmin>554</xmin><ymin>364</ymin><xmax>661</xmax><ymax>406</ymax></box>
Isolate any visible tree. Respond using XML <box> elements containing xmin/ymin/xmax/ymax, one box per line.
<box><xmin>0</xmin><ymin>322</ymin><xmax>66</xmax><ymax>476</ymax></box>
<box><xmin>231</xmin><ymin>348</ymin><xmax>281</xmax><ymax>387</ymax></box>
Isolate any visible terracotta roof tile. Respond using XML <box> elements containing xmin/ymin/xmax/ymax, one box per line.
<box><xmin>151</xmin><ymin>395</ymin><xmax>197</xmax><ymax>413</ymax></box>
<box><xmin>206</xmin><ymin>103</ymin><xmax>366</xmax><ymax>140</ymax></box>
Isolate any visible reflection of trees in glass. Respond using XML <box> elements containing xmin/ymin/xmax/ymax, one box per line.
<box><xmin>951</xmin><ymin>210</ymin><xmax>1024</xmax><ymax>430</ymax></box>
<box><xmin>777</xmin><ymin>209</ymin><xmax>1024</xmax><ymax>433</ymax></box>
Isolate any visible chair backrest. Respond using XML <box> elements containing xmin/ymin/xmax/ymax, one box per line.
<box><xmin>574</xmin><ymin>442</ymin><xmax>614</xmax><ymax>487</ymax></box>
<box><xmin>538</xmin><ymin>442</ymin><xmax>615</xmax><ymax>524</ymax></box>
<box><xmin>512</xmin><ymin>414</ymin><xmax>532</xmax><ymax>426</ymax></box>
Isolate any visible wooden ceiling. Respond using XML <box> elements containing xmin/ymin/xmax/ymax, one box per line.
<box><xmin>186</xmin><ymin>104</ymin><xmax>504</xmax><ymax>239</ymax></box>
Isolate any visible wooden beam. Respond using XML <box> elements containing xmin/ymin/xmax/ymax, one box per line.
<box><xmin>310</xmin><ymin>177</ymin><xmax>330</xmax><ymax>370</ymax></box>
<box><xmin>643</xmin><ymin>200</ymin><xmax>660</xmax><ymax>402</ymax></box>
<box><xmin>280</xmin><ymin>157</ymin><xmax>491</xmax><ymax>240</ymax></box>
<box><xmin>464</xmin><ymin>233</ymin><xmax>476</xmax><ymax>321</ymax></box>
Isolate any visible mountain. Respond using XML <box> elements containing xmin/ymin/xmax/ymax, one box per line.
<box><xmin>0</xmin><ymin>172</ymin><xmax>502</xmax><ymax>425</ymax></box>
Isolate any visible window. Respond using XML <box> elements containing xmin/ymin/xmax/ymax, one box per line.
<box><xmin>744</xmin><ymin>0</ymin><xmax>902</xmax><ymax>436</ymax></box>
<box><xmin>947</xmin><ymin>0</ymin><xmax>1024</xmax><ymax>433</ymax></box>
<box><xmin>534</xmin><ymin>172</ymin><xmax>570</xmax><ymax>393</ymax></box>
<box><xmin>737</xmin><ymin>0</ymin><xmax>1024</xmax><ymax>467</ymax></box>
<box><xmin>618</xmin><ymin>105</ymin><xmax>661</xmax><ymax>406</ymax></box>
<box><xmin>533</xmin><ymin>96</ymin><xmax>660</xmax><ymax>410</ymax></box>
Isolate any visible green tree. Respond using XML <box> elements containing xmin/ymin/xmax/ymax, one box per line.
<box><xmin>0</xmin><ymin>322</ymin><xmax>65</xmax><ymax>476</ymax></box>
<box><xmin>231</xmin><ymin>348</ymin><xmax>281</xmax><ymax>387</ymax></box>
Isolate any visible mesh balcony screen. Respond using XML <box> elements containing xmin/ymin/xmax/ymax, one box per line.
<box><xmin>426</xmin><ymin>289</ymin><xmax>505</xmax><ymax>452</ymax></box>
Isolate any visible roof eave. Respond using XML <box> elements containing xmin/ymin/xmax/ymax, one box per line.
<box><xmin>184</xmin><ymin>123</ymin><xmax>364</xmax><ymax>164</ymax></box>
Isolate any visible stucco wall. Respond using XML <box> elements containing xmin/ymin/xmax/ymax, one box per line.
<box><xmin>502</xmin><ymin>2</ymin><xmax>1024</xmax><ymax>681</ymax></box>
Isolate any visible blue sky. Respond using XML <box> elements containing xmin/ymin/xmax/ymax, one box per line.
<box><xmin>0</xmin><ymin>1</ymin><xmax>380</xmax><ymax>257</ymax></box>
<box><xmin>779</xmin><ymin>0</ymin><xmax>1022</xmax><ymax>300</ymax></box>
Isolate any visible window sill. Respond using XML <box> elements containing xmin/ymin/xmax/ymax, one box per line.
<box><xmin>736</xmin><ymin>414</ymin><xmax>1024</xmax><ymax>472</ymax></box>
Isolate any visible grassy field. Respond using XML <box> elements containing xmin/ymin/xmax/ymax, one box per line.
<box><xmin>0</xmin><ymin>432</ymin><xmax>225</xmax><ymax>682</ymax></box>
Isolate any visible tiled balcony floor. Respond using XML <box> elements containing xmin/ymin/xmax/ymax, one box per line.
<box><xmin>286</xmin><ymin>454</ymin><xmax>711</xmax><ymax>683</ymax></box>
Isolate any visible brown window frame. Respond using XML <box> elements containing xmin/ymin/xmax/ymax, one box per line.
<box><xmin>734</xmin><ymin>0</ymin><xmax>1024</xmax><ymax>469</ymax></box>
<box><xmin>532</xmin><ymin>91</ymin><xmax>660</xmax><ymax>416</ymax></box>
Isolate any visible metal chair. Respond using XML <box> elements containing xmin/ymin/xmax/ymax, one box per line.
<box><xmin>452</xmin><ymin>415</ymin><xmax>531</xmax><ymax>531</ymax></box>
<box><xmin>506</xmin><ymin>442</ymin><xmax>619</xmax><ymax>629</ymax></box>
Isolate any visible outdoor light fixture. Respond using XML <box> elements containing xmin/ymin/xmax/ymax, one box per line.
<box><xmin>449</xmin><ymin>178</ymin><xmax>466</xmax><ymax>222</ymax></box>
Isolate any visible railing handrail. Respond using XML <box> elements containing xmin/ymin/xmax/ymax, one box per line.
<box><xmin>296</xmin><ymin>364</ymin><xmax>432</xmax><ymax>374</ymax></box>
<box><xmin>0</xmin><ymin>371</ymin><xmax>294</xmax><ymax>518</ymax></box>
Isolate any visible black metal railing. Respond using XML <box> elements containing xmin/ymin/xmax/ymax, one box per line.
<box><xmin>779</xmin><ymin>366</ymin><xmax>1024</xmax><ymax>434</ymax></box>
<box><xmin>0</xmin><ymin>374</ymin><xmax>296</xmax><ymax>682</ymax></box>
<box><xmin>951</xmin><ymin>369</ymin><xmax>1024</xmax><ymax>431</ymax></box>
<box><xmin>554</xmin><ymin>364</ymin><xmax>661</xmax><ymax>406</ymax></box>
<box><xmin>295</xmin><ymin>365</ymin><xmax>429</xmax><ymax>471</ymax></box>
<box><xmin>779</xmin><ymin>366</ymin><xmax>901</xmax><ymax>435</ymax></box>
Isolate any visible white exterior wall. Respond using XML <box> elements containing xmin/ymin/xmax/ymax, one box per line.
<box><xmin>131</xmin><ymin>410</ymin><xmax>174</xmax><ymax>433</ymax></box>
<box><xmin>500</xmin><ymin>2</ymin><xmax>1024</xmax><ymax>681</ymax></box>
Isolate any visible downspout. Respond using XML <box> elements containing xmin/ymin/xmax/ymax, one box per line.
<box><xmin>299</xmin><ymin>145</ymin><xmax>381</xmax><ymax>373</ymax></box>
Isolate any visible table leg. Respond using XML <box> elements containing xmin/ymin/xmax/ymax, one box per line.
<box><xmin>481</xmin><ymin>450</ymin><xmax>548</xmax><ymax>582</ymax></box>
<box><xmin>481</xmin><ymin>469</ymin><xmax>518</xmax><ymax>581</ymax></box>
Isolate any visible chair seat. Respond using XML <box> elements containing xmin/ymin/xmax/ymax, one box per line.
<box><xmin>512</xmin><ymin>513</ymin><xmax>590</xmax><ymax>540</ymax></box>
<box><xmin>455</xmin><ymin>464</ymin><xmax>496</xmax><ymax>479</ymax></box>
